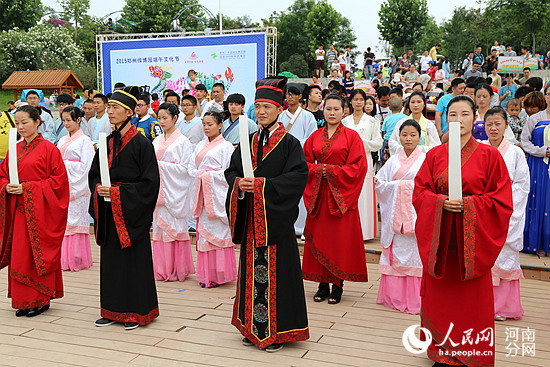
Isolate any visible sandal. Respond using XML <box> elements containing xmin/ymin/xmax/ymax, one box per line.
<box><xmin>328</xmin><ymin>283</ymin><xmax>343</xmax><ymax>304</ymax></box>
<box><xmin>313</xmin><ymin>283</ymin><xmax>330</xmax><ymax>302</ymax></box>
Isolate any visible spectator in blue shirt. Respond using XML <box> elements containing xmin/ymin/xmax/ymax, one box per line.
<box><xmin>131</xmin><ymin>94</ymin><xmax>162</xmax><ymax>142</ymax></box>
<box><xmin>499</xmin><ymin>74</ymin><xmax>519</xmax><ymax>108</ymax></box>
<box><xmin>473</xmin><ymin>46</ymin><xmax>485</xmax><ymax>68</ymax></box>
<box><xmin>381</xmin><ymin>97</ymin><xmax>407</xmax><ymax>161</ymax></box>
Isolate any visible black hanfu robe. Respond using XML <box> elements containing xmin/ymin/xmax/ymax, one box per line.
<box><xmin>88</xmin><ymin>125</ymin><xmax>160</xmax><ymax>325</ymax></box>
<box><xmin>225</xmin><ymin>122</ymin><xmax>310</xmax><ymax>348</ymax></box>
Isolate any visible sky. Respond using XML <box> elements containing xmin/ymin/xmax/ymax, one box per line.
<box><xmin>43</xmin><ymin>0</ymin><xmax>480</xmax><ymax>56</ymax></box>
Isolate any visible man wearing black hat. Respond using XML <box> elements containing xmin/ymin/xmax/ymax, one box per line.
<box><xmin>88</xmin><ymin>86</ymin><xmax>160</xmax><ymax>331</ymax></box>
<box><xmin>225</xmin><ymin>76</ymin><xmax>310</xmax><ymax>352</ymax></box>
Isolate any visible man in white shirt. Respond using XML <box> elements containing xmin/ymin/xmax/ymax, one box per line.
<box><xmin>315</xmin><ymin>44</ymin><xmax>326</xmax><ymax>78</ymax></box>
<box><xmin>277</xmin><ymin>83</ymin><xmax>317</xmax><ymax>146</ymax></box>
<box><xmin>201</xmin><ymin>83</ymin><xmax>225</xmax><ymax>118</ymax></box>
<box><xmin>53</xmin><ymin>93</ymin><xmax>74</xmax><ymax>144</ymax></box>
<box><xmin>80</xmin><ymin>98</ymin><xmax>95</xmax><ymax>136</ymax></box>
<box><xmin>419</xmin><ymin>50</ymin><xmax>432</xmax><ymax>74</ymax></box>
<box><xmin>86</xmin><ymin>93</ymin><xmax>112</xmax><ymax>148</ymax></box>
<box><xmin>462</xmin><ymin>52</ymin><xmax>474</xmax><ymax>72</ymax></box>
<box><xmin>503</xmin><ymin>45</ymin><xmax>517</xmax><ymax>57</ymax></box>
<box><xmin>172</xmin><ymin>93</ymin><xmax>204</xmax><ymax>146</ymax></box>
<box><xmin>25</xmin><ymin>90</ymin><xmax>56</xmax><ymax>143</ymax></box>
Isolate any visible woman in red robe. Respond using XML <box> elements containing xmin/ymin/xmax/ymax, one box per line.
<box><xmin>413</xmin><ymin>96</ymin><xmax>513</xmax><ymax>367</ymax></box>
<box><xmin>0</xmin><ymin>105</ymin><xmax>69</xmax><ymax>317</ymax></box>
<box><xmin>302</xmin><ymin>94</ymin><xmax>368</xmax><ymax>304</ymax></box>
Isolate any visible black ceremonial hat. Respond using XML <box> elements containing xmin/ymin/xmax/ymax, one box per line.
<box><xmin>255</xmin><ymin>76</ymin><xmax>288</xmax><ymax>107</ymax></box>
<box><xmin>109</xmin><ymin>86</ymin><xmax>141</xmax><ymax>111</ymax></box>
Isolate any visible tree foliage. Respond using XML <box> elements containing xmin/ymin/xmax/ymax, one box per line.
<box><xmin>0</xmin><ymin>0</ymin><xmax>44</xmax><ymax>31</ymax></box>
<box><xmin>0</xmin><ymin>25</ymin><xmax>85</xmax><ymax>83</ymax></box>
<box><xmin>279</xmin><ymin>54</ymin><xmax>309</xmax><ymax>77</ymax></box>
<box><xmin>273</xmin><ymin>0</ymin><xmax>357</xmax><ymax>74</ymax></box>
<box><xmin>122</xmin><ymin>0</ymin><xmax>203</xmax><ymax>33</ymax></box>
<box><xmin>60</xmin><ymin>0</ymin><xmax>90</xmax><ymax>41</ymax></box>
<box><xmin>378</xmin><ymin>0</ymin><xmax>428</xmax><ymax>52</ymax></box>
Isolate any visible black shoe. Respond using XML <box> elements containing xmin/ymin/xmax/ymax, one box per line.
<box><xmin>313</xmin><ymin>282</ymin><xmax>330</xmax><ymax>302</ymax></box>
<box><xmin>15</xmin><ymin>309</ymin><xmax>29</xmax><ymax>317</ymax></box>
<box><xmin>95</xmin><ymin>317</ymin><xmax>116</xmax><ymax>327</ymax></box>
<box><xmin>265</xmin><ymin>343</ymin><xmax>284</xmax><ymax>353</ymax></box>
<box><xmin>242</xmin><ymin>337</ymin><xmax>254</xmax><ymax>346</ymax></box>
<box><xmin>328</xmin><ymin>284</ymin><xmax>343</xmax><ymax>304</ymax></box>
<box><xmin>26</xmin><ymin>305</ymin><xmax>49</xmax><ymax>317</ymax></box>
<box><xmin>124</xmin><ymin>322</ymin><xmax>139</xmax><ymax>330</ymax></box>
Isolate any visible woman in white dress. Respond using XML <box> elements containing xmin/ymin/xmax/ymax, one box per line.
<box><xmin>188</xmin><ymin>111</ymin><xmax>237</xmax><ymax>288</ymax></box>
<box><xmin>375</xmin><ymin>119</ymin><xmax>425</xmax><ymax>314</ymax></box>
<box><xmin>483</xmin><ymin>107</ymin><xmax>529</xmax><ymax>321</ymax></box>
<box><xmin>152</xmin><ymin>103</ymin><xmax>196</xmax><ymax>281</ymax></box>
<box><xmin>342</xmin><ymin>90</ymin><xmax>383</xmax><ymax>240</ymax></box>
<box><xmin>57</xmin><ymin>107</ymin><xmax>95</xmax><ymax>271</ymax></box>
<box><xmin>388</xmin><ymin>91</ymin><xmax>441</xmax><ymax>156</ymax></box>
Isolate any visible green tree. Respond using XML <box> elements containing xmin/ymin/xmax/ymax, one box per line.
<box><xmin>123</xmin><ymin>0</ymin><xmax>203</xmax><ymax>33</ymax></box>
<box><xmin>440</xmin><ymin>7</ymin><xmax>477</xmax><ymax>68</ymax></box>
<box><xmin>1</xmin><ymin>0</ymin><xmax>44</xmax><ymax>31</ymax></box>
<box><xmin>378</xmin><ymin>0</ymin><xmax>428</xmax><ymax>52</ymax></box>
<box><xmin>60</xmin><ymin>0</ymin><xmax>90</xmax><ymax>41</ymax></box>
<box><xmin>279</xmin><ymin>54</ymin><xmax>309</xmax><ymax>77</ymax></box>
<box><xmin>412</xmin><ymin>16</ymin><xmax>443</xmax><ymax>57</ymax></box>
<box><xmin>487</xmin><ymin>0</ymin><xmax>550</xmax><ymax>54</ymax></box>
<box><xmin>275</xmin><ymin>0</ymin><xmax>315</xmax><ymax>73</ymax></box>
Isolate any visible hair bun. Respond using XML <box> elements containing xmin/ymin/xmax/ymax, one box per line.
<box><xmin>123</xmin><ymin>86</ymin><xmax>142</xmax><ymax>98</ymax></box>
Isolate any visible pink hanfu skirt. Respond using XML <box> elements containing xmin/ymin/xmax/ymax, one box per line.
<box><xmin>494</xmin><ymin>279</ymin><xmax>524</xmax><ymax>319</ymax></box>
<box><xmin>61</xmin><ymin>233</ymin><xmax>93</xmax><ymax>272</ymax></box>
<box><xmin>376</xmin><ymin>274</ymin><xmax>421</xmax><ymax>314</ymax></box>
<box><xmin>196</xmin><ymin>247</ymin><xmax>238</xmax><ymax>286</ymax></box>
<box><xmin>152</xmin><ymin>240</ymin><xmax>195</xmax><ymax>281</ymax></box>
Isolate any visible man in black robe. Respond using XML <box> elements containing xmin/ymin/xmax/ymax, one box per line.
<box><xmin>88</xmin><ymin>86</ymin><xmax>160</xmax><ymax>330</ymax></box>
<box><xmin>225</xmin><ymin>76</ymin><xmax>309</xmax><ymax>352</ymax></box>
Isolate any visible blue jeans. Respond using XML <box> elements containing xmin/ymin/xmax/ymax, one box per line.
<box><xmin>365</xmin><ymin>65</ymin><xmax>374</xmax><ymax>79</ymax></box>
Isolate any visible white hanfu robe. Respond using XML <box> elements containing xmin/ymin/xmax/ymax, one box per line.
<box><xmin>483</xmin><ymin>139</ymin><xmax>529</xmax><ymax>319</ymax></box>
<box><xmin>152</xmin><ymin>129</ymin><xmax>196</xmax><ymax>281</ymax></box>
<box><xmin>342</xmin><ymin>113</ymin><xmax>384</xmax><ymax>240</ymax></box>
<box><xmin>57</xmin><ymin>129</ymin><xmax>95</xmax><ymax>271</ymax></box>
<box><xmin>388</xmin><ymin>115</ymin><xmax>441</xmax><ymax>156</ymax></box>
<box><xmin>279</xmin><ymin>106</ymin><xmax>317</xmax><ymax>235</ymax></box>
<box><xmin>189</xmin><ymin>135</ymin><xmax>237</xmax><ymax>286</ymax></box>
<box><xmin>374</xmin><ymin>147</ymin><xmax>425</xmax><ymax>314</ymax></box>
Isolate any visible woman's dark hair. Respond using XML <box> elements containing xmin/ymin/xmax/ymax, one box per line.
<box><xmin>364</xmin><ymin>95</ymin><xmax>377</xmax><ymax>117</ymax></box>
<box><xmin>371</xmin><ymin>79</ymin><xmax>380</xmax><ymax>89</ymax></box>
<box><xmin>344</xmin><ymin>70</ymin><xmax>351</xmax><ymax>78</ymax></box>
<box><xmin>203</xmin><ymin>111</ymin><xmax>223</xmax><ymax>124</ymax></box>
<box><xmin>412</xmin><ymin>82</ymin><xmax>423</xmax><ymax>90</ymax></box>
<box><xmin>446</xmin><ymin>95</ymin><xmax>476</xmax><ymax>117</ymax></box>
<box><xmin>399</xmin><ymin>118</ymin><xmax>422</xmax><ymax>135</ymax></box>
<box><xmin>321</xmin><ymin>89</ymin><xmax>330</xmax><ymax>99</ymax></box>
<box><xmin>16</xmin><ymin>105</ymin><xmax>43</xmax><ymax>126</ymax></box>
<box><xmin>523</xmin><ymin>91</ymin><xmax>547</xmax><ymax>111</ymax></box>
<box><xmin>62</xmin><ymin>106</ymin><xmax>83</xmax><ymax>123</ymax></box>
<box><xmin>406</xmin><ymin>91</ymin><xmax>427</xmax><ymax>117</ymax></box>
<box><xmin>475</xmin><ymin>83</ymin><xmax>494</xmax><ymax>97</ymax></box>
<box><xmin>484</xmin><ymin>107</ymin><xmax>508</xmax><ymax>122</ymax></box>
<box><xmin>344</xmin><ymin>97</ymin><xmax>352</xmax><ymax>112</ymax></box>
<box><xmin>325</xmin><ymin>93</ymin><xmax>345</xmax><ymax>109</ymax></box>
<box><xmin>157</xmin><ymin>102</ymin><xmax>180</xmax><ymax>118</ymax></box>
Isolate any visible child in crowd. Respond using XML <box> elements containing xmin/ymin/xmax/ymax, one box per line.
<box><xmin>382</xmin><ymin>97</ymin><xmax>408</xmax><ymax>162</ymax></box>
<box><xmin>338</xmin><ymin>51</ymin><xmax>347</xmax><ymax>75</ymax></box>
<box><xmin>506</xmin><ymin>98</ymin><xmax>526</xmax><ymax>140</ymax></box>
<box><xmin>188</xmin><ymin>69</ymin><xmax>198</xmax><ymax>96</ymax></box>
<box><xmin>151</xmin><ymin>93</ymin><xmax>160</xmax><ymax>114</ymax></box>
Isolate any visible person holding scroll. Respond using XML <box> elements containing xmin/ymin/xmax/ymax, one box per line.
<box><xmin>413</xmin><ymin>96</ymin><xmax>513</xmax><ymax>367</ymax></box>
<box><xmin>302</xmin><ymin>94</ymin><xmax>368</xmax><ymax>305</ymax></box>
<box><xmin>0</xmin><ymin>105</ymin><xmax>69</xmax><ymax>317</ymax></box>
<box><xmin>88</xmin><ymin>86</ymin><xmax>160</xmax><ymax>331</ymax></box>
<box><xmin>189</xmin><ymin>111</ymin><xmax>237</xmax><ymax>288</ymax></box>
<box><xmin>225</xmin><ymin>76</ymin><xmax>309</xmax><ymax>352</ymax></box>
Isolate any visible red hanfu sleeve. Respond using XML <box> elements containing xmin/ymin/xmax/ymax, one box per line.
<box><xmin>21</xmin><ymin>146</ymin><xmax>70</xmax><ymax>276</ymax></box>
<box><xmin>304</xmin><ymin>129</ymin><xmax>367</xmax><ymax>216</ymax></box>
<box><xmin>413</xmin><ymin>146</ymin><xmax>513</xmax><ymax>281</ymax></box>
<box><xmin>460</xmin><ymin>149</ymin><xmax>512</xmax><ymax>280</ymax></box>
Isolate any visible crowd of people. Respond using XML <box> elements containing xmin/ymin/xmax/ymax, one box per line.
<box><xmin>0</xmin><ymin>39</ymin><xmax>549</xmax><ymax>365</ymax></box>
